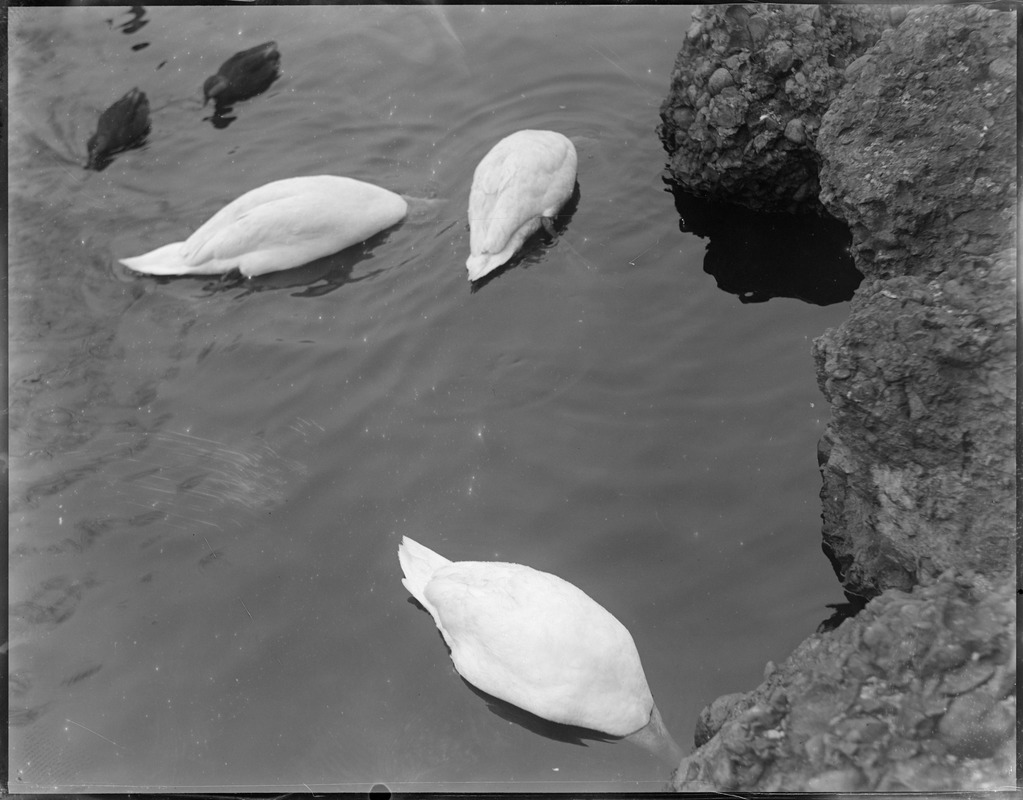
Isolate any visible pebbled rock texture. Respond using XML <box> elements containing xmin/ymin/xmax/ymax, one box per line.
<box><xmin>672</xmin><ymin>571</ymin><xmax>1016</xmax><ymax>792</ymax></box>
<box><xmin>659</xmin><ymin>3</ymin><xmax>1016</xmax><ymax>793</ymax></box>
<box><xmin>657</xmin><ymin>4</ymin><xmax>896</xmax><ymax>214</ymax></box>
<box><xmin>813</xmin><ymin>3</ymin><xmax>1016</xmax><ymax>598</ymax></box>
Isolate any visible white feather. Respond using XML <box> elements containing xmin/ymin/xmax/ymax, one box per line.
<box><xmin>397</xmin><ymin>535</ymin><xmax>682</xmax><ymax>765</ymax></box>
<box><xmin>120</xmin><ymin>176</ymin><xmax>408</xmax><ymax>277</ymax></box>
<box><xmin>466</xmin><ymin>130</ymin><xmax>577</xmax><ymax>281</ymax></box>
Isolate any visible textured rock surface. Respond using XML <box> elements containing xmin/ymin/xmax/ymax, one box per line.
<box><xmin>672</xmin><ymin>572</ymin><xmax>1016</xmax><ymax>792</ymax></box>
<box><xmin>817</xmin><ymin>5</ymin><xmax>1017</xmax><ymax>280</ymax></box>
<box><xmin>658</xmin><ymin>4</ymin><xmax>1016</xmax><ymax>792</ymax></box>
<box><xmin>657</xmin><ymin>4</ymin><xmax>895</xmax><ymax>214</ymax></box>
<box><xmin>813</xmin><ymin>4</ymin><xmax>1016</xmax><ymax>598</ymax></box>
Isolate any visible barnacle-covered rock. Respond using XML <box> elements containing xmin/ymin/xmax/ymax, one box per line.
<box><xmin>657</xmin><ymin>5</ymin><xmax>894</xmax><ymax>214</ymax></box>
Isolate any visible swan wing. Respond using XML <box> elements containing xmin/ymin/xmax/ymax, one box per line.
<box><xmin>181</xmin><ymin>177</ymin><xmax>345</xmax><ymax>261</ymax></box>
<box><xmin>467</xmin><ymin>131</ymin><xmax>577</xmax><ymax>278</ymax></box>
<box><xmin>180</xmin><ymin>195</ymin><xmax>345</xmax><ymax>275</ymax></box>
<box><xmin>468</xmin><ymin>134</ymin><xmax>563</xmax><ymax>250</ymax></box>
<box><xmin>424</xmin><ymin>561</ymin><xmax>652</xmax><ymax>735</ymax></box>
<box><xmin>179</xmin><ymin>176</ymin><xmax>407</xmax><ymax>276</ymax></box>
<box><xmin>468</xmin><ymin>164</ymin><xmax>543</xmax><ymax>257</ymax></box>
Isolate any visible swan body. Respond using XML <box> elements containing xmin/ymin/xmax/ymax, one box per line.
<box><xmin>203</xmin><ymin>41</ymin><xmax>281</xmax><ymax>107</ymax></box>
<box><xmin>398</xmin><ymin>536</ymin><xmax>682</xmax><ymax>765</ymax></box>
<box><xmin>86</xmin><ymin>87</ymin><xmax>151</xmax><ymax>171</ymax></box>
<box><xmin>466</xmin><ymin>129</ymin><xmax>577</xmax><ymax>281</ymax></box>
<box><xmin>120</xmin><ymin>176</ymin><xmax>408</xmax><ymax>277</ymax></box>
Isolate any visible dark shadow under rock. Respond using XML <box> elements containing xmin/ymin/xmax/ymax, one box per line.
<box><xmin>666</xmin><ymin>178</ymin><xmax>862</xmax><ymax>305</ymax></box>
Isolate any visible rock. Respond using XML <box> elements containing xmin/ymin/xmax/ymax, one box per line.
<box><xmin>671</xmin><ymin>574</ymin><xmax>1016</xmax><ymax>791</ymax></box>
<box><xmin>939</xmin><ymin>660</ymin><xmax>995</xmax><ymax>697</ymax></box>
<box><xmin>707</xmin><ymin>67</ymin><xmax>734</xmax><ymax>95</ymax></box>
<box><xmin>695</xmin><ymin>692</ymin><xmax>751</xmax><ymax>747</ymax></box>
<box><xmin>783</xmin><ymin>117</ymin><xmax>805</xmax><ymax>144</ymax></box>
<box><xmin>657</xmin><ymin>5</ymin><xmax>892</xmax><ymax>214</ymax></box>
<box><xmin>817</xmin><ymin>6</ymin><xmax>1016</xmax><ymax>281</ymax></box>
<box><xmin>938</xmin><ymin>691</ymin><xmax>1016</xmax><ymax>759</ymax></box>
<box><xmin>657</xmin><ymin>4</ymin><xmax>1016</xmax><ymax>792</ymax></box>
<box><xmin>805</xmin><ymin>768</ymin><xmax>866</xmax><ymax>792</ymax></box>
<box><xmin>813</xmin><ymin>4</ymin><xmax>1016</xmax><ymax>598</ymax></box>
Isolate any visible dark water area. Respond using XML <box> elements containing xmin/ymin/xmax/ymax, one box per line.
<box><xmin>9</xmin><ymin>5</ymin><xmax>851</xmax><ymax>792</ymax></box>
<box><xmin>665</xmin><ymin>181</ymin><xmax>863</xmax><ymax>306</ymax></box>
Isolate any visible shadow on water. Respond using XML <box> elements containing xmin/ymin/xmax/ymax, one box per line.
<box><xmin>203</xmin><ymin>75</ymin><xmax>284</xmax><ymax>130</ymax></box>
<box><xmin>114</xmin><ymin>5</ymin><xmax>148</xmax><ymax>35</ymax></box>
<box><xmin>134</xmin><ymin>226</ymin><xmax>402</xmax><ymax>299</ymax></box>
<box><xmin>462</xmin><ymin>680</ymin><xmax>620</xmax><ymax>749</ymax></box>
<box><xmin>663</xmin><ymin>175</ymin><xmax>863</xmax><ymax>306</ymax></box>
<box><xmin>203</xmin><ymin>89</ymin><xmax>282</xmax><ymax>130</ymax></box>
<box><xmin>816</xmin><ymin>596</ymin><xmax>871</xmax><ymax>633</ymax></box>
<box><xmin>469</xmin><ymin>181</ymin><xmax>582</xmax><ymax>293</ymax></box>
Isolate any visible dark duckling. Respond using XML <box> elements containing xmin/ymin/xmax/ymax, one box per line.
<box><xmin>203</xmin><ymin>41</ymin><xmax>281</xmax><ymax>108</ymax></box>
<box><xmin>85</xmin><ymin>87</ymin><xmax>151</xmax><ymax>171</ymax></box>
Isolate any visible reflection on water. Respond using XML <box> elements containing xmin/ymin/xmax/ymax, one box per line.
<box><xmin>15</xmin><ymin>424</ymin><xmax>302</xmax><ymax>523</ymax></box>
<box><xmin>160</xmin><ymin>223</ymin><xmax>404</xmax><ymax>299</ymax></box>
<box><xmin>10</xmin><ymin>576</ymin><xmax>91</xmax><ymax>630</ymax></box>
<box><xmin>463</xmin><ymin>679</ymin><xmax>619</xmax><ymax>748</ymax></box>
<box><xmin>118</xmin><ymin>6</ymin><xmax>148</xmax><ymax>36</ymax></box>
<box><xmin>665</xmin><ymin>178</ymin><xmax>862</xmax><ymax>305</ymax></box>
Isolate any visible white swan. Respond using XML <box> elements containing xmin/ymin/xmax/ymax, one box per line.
<box><xmin>120</xmin><ymin>176</ymin><xmax>408</xmax><ymax>277</ymax></box>
<box><xmin>466</xmin><ymin>129</ymin><xmax>577</xmax><ymax>282</ymax></box>
<box><xmin>398</xmin><ymin>536</ymin><xmax>683</xmax><ymax>766</ymax></box>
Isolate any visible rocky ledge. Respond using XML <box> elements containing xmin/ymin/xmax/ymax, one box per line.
<box><xmin>657</xmin><ymin>4</ymin><xmax>897</xmax><ymax>215</ymax></box>
<box><xmin>658</xmin><ymin>4</ymin><xmax>1016</xmax><ymax>791</ymax></box>
<box><xmin>681</xmin><ymin>571</ymin><xmax>1015</xmax><ymax>791</ymax></box>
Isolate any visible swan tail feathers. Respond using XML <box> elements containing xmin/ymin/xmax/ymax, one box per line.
<box><xmin>398</xmin><ymin>536</ymin><xmax>451</xmax><ymax>609</ymax></box>
<box><xmin>120</xmin><ymin>242</ymin><xmax>210</xmax><ymax>275</ymax></box>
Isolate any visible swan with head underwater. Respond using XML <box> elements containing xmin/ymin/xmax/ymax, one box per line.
<box><xmin>397</xmin><ymin>536</ymin><xmax>684</xmax><ymax>767</ymax></box>
<box><xmin>119</xmin><ymin>175</ymin><xmax>409</xmax><ymax>277</ymax></box>
<box><xmin>466</xmin><ymin>129</ymin><xmax>578</xmax><ymax>282</ymax></box>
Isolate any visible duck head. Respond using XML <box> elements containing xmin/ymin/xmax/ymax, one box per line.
<box><xmin>85</xmin><ymin>132</ymin><xmax>108</xmax><ymax>170</ymax></box>
<box><xmin>202</xmin><ymin>74</ymin><xmax>229</xmax><ymax>106</ymax></box>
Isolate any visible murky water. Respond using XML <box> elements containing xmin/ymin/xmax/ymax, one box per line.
<box><xmin>9</xmin><ymin>5</ymin><xmax>851</xmax><ymax>792</ymax></box>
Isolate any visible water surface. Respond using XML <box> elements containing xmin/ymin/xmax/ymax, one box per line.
<box><xmin>9</xmin><ymin>5</ymin><xmax>848</xmax><ymax>792</ymax></box>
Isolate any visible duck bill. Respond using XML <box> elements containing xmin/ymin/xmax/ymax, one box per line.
<box><xmin>623</xmin><ymin>703</ymin><xmax>684</xmax><ymax>768</ymax></box>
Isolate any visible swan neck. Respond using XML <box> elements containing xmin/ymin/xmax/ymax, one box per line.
<box><xmin>624</xmin><ymin>703</ymin><xmax>685</xmax><ymax>768</ymax></box>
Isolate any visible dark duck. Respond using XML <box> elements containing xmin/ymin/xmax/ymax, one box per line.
<box><xmin>85</xmin><ymin>87</ymin><xmax>150</xmax><ymax>171</ymax></box>
<box><xmin>203</xmin><ymin>41</ymin><xmax>281</xmax><ymax>109</ymax></box>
